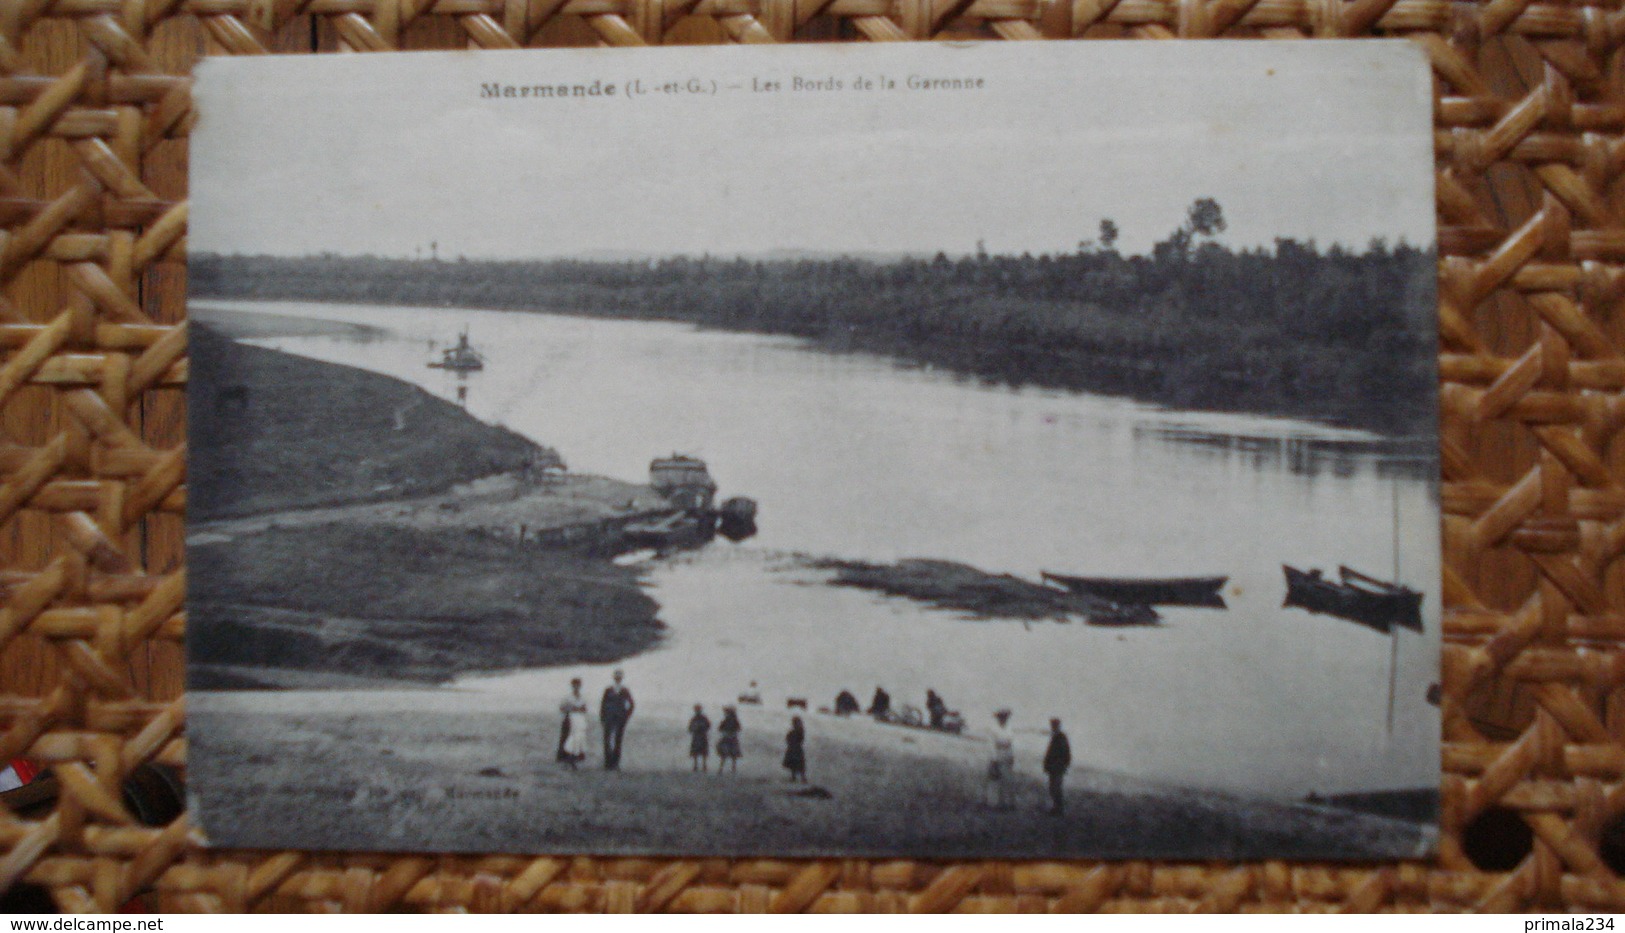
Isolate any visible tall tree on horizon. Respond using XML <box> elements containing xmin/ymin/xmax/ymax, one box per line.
<box><xmin>1186</xmin><ymin>198</ymin><xmax>1226</xmax><ymax>239</ymax></box>
<box><xmin>1099</xmin><ymin>218</ymin><xmax>1120</xmax><ymax>252</ymax></box>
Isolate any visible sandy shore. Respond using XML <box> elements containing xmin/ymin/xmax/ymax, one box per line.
<box><xmin>189</xmin><ymin>690</ymin><xmax>1428</xmax><ymax>860</ymax></box>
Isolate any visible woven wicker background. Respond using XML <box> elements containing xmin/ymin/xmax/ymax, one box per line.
<box><xmin>0</xmin><ymin>0</ymin><xmax>1621</xmax><ymax>913</ymax></box>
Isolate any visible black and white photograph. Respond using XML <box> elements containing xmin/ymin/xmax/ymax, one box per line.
<box><xmin>185</xmin><ymin>41</ymin><xmax>1440</xmax><ymax>859</ymax></box>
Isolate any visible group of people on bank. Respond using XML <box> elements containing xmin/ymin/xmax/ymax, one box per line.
<box><xmin>848</xmin><ymin>684</ymin><xmax>1071</xmax><ymax>814</ymax></box>
<box><xmin>556</xmin><ymin>672</ymin><xmax>1071</xmax><ymax>811</ymax></box>
<box><xmin>833</xmin><ymin>685</ymin><xmax>966</xmax><ymax>733</ymax></box>
<box><xmin>684</xmin><ymin>704</ymin><xmax>809</xmax><ymax>781</ymax></box>
<box><xmin>556</xmin><ymin>670</ymin><xmax>809</xmax><ymax>782</ymax></box>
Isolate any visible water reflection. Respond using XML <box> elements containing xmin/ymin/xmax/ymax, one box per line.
<box><xmin>1136</xmin><ymin>424</ymin><xmax>1439</xmax><ymax>482</ymax></box>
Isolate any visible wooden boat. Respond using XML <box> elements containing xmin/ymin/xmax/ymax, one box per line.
<box><xmin>718</xmin><ymin>496</ymin><xmax>757</xmax><ymax>524</ymax></box>
<box><xmin>1282</xmin><ymin>565</ymin><xmax>1423</xmax><ymax>633</ymax></box>
<box><xmin>716</xmin><ymin>496</ymin><xmax>759</xmax><ymax>542</ymax></box>
<box><xmin>1338</xmin><ymin>566</ymin><xmax>1424</xmax><ymax>632</ymax></box>
<box><xmin>428</xmin><ymin>330</ymin><xmax>484</xmax><ymax>372</ymax></box>
<box><xmin>1042</xmin><ymin>572</ymin><xmax>1227</xmax><ymax>608</ymax></box>
<box><xmin>649</xmin><ymin>455</ymin><xmax>717</xmax><ymax>511</ymax></box>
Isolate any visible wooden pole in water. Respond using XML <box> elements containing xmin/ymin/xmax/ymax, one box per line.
<box><xmin>1386</xmin><ymin>478</ymin><xmax>1401</xmax><ymax>735</ymax></box>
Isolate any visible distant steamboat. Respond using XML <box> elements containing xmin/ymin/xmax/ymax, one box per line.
<box><xmin>429</xmin><ymin>329</ymin><xmax>485</xmax><ymax>372</ymax></box>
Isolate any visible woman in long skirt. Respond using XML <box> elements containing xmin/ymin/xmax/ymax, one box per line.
<box><xmin>782</xmin><ymin>716</ymin><xmax>807</xmax><ymax>783</ymax></box>
<box><xmin>558</xmin><ymin>678</ymin><xmax>589</xmax><ymax>770</ymax></box>
<box><xmin>716</xmin><ymin>706</ymin><xmax>742</xmax><ymax>774</ymax></box>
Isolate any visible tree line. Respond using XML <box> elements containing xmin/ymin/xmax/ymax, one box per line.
<box><xmin>192</xmin><ymin>203</ymin><xmax>1436</xmax><ymax>435</ymax></box>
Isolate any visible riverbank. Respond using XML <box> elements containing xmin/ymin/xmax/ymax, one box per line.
<box><xmin>189</xmin><ymin>327</ymin><xmax>670</xmax><ymax>687</ymax></box>
<box><xmin>190</xmin><ymin>324</ymin><xmax>556</xmax><ymax>520</ymax></box>
<box><xmin>188</xmin><ymin>691</ymin><xmax>1429</xmax><ymax>859</ymax></box>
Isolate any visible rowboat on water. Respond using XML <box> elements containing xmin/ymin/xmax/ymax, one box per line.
<box><xmin>1041</xmin><ymin>572</ymin><xmax>1228</xmax><ymax>609</ymax></box>
<box><xmin>1282</xmin><ymin>565</ymin><xmax>1423</xmax><ymax>633</ymax></box>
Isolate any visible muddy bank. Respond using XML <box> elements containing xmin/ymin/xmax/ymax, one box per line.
<box><xmin>812</xmin><ymin>558</ymin><xmax>1151</xmax><ymax>624</ymax></box>
<box><xmin>189</xmin><ymin>522</ymin><xmax>663</xmax><ymax>686</ymax></box>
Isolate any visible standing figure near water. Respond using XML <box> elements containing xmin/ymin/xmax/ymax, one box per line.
<box><xmin>868</xmin><ymin>686</ymin><xmax>892</xmax><ymax>721</ymax></box>
<box><xmin>1043</xmin><ymin>718</ymin><xmax>1072</xmax><ymax>816</ymax></box>
<box><xmin>834</xmin><ymin>690</ymin><xmax>861</xmax><ymax>716</ymax></box>
<box><xmin>717</xmin><ymin>706</ymin><xmax>743</xmax><ymax>774</ymax></box>
<box><xmin>688</xmin><ymin>705</ymin><xmax>711</xmax><ymax>772</ymax></box>
<box><xmin>926</xmin><ymin>690</ymin><xmax>947</xmax><ymax>730</ymax></box>
<box><xmin>557</xmin><ymin>678</ymin><xmax>589</xmax><ymax>771</ymax></box>
<box><xmin>985</xmin><ymin>709</ymin><xmax>1016</xmax><ymax>810</ymax></box>
<box><xmin>783</xmin><ymin>716</ymin><xmax>807</xmax><ymax>783</ymax></box>
<box><xmin>599</xmin><ymin>669</ymin><xmax>635</xmax><ymax>771</ymax></box>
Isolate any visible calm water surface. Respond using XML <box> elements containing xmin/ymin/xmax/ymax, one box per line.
<box><xmin>198</xmin><ymin>298</ymin><xmax>1441</xmax><ymax>799</ymax></box>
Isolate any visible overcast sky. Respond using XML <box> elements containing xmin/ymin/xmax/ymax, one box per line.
<box><xmin>191</xmin><ymin>41</ymin><xmax>1434</xmax><ymax>260</ymax></box>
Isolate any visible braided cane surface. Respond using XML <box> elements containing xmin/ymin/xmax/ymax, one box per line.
<box><xmin>0</xmin><ymin>0</ymin><xmax>1621</xmax><ymax>913</ymax></box>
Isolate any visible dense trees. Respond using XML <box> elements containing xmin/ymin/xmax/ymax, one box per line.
<box><xmin>193</xmin><ymin>221</ymin><xmax>1435</xmax><ymax>434</ymax></box>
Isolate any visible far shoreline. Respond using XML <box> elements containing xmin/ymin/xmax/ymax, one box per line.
<box><xmin>189</xmin><ymin>294</ymin><xmax>1433</xmax><ymax>445</ymax></box>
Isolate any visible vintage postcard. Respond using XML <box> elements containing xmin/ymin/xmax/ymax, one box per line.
<box><xmin>185</xmin><ymin>41</ymin><xmax>1440</xmax><ymax>859</ymax></box>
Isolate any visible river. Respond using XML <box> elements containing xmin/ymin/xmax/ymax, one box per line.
<box><xmin>198</xmin><ymin>298</ymin><xmax>1441</xmax><ymax>801</ymax></box>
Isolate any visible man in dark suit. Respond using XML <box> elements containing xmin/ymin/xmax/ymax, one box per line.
<box><xmin>599</xmin><ymin>669</ymin><xmax>635</xmax><ymax>771</ymax></box>
<box><xmin>1043</xmin><ymin>718</ymin><xmax>1071</xmax><ymax>815</ymax></box>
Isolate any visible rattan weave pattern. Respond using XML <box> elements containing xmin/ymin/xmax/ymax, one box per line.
<box><xmin>0</xmin><ymin>0</ymin><xmax>1620</xmax><ymax>913</ymax></box>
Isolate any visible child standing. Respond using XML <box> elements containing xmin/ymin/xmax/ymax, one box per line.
<box><xmin>716</xmin><ymin>706</ymin><xmax>742</xmax><ymax>774</ymax></box>
<box><xmin>687</xmin><ymin>705</ymin><xmax>711</xmax><ymax>772</ymax></box>
<box><xmin>783</xmin><ymin>716</ymin><xmax>807</xmax><ymax>783</ymax></box>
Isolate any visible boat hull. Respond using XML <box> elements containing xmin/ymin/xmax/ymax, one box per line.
<box><xmin>1085</xmin><ymin>601</ymin><xmax>1161</xmax><ymax>626</ymax></box>
<box><xmin>1282</xmin><ymin>566</ymin><xmax>1422</xmax><ymax>633</ymax></box>
<box><xmin>717</xmin><ymin>496</ymin><xmax>759</xmax><ymax>541</ymax></box>
<box><xmin>622</xmin><ymin>512</ymin><xmax>714</xmax><ymax>550</ymax></box>
<box><xmin>1042</xmin><ymin>572</ymin><xmax>1227</xmax><ymax>608</ymax></box>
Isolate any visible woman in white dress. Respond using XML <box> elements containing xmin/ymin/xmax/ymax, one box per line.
<box><xmin>557</xmin><ymin>678</ymin><xmax>589</xmax><ymax>770</ymax></box>
<box><xmin>985</xmin><ymin>709</ymin><xmax>1017</xmax><ymax>811</ymax></box>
